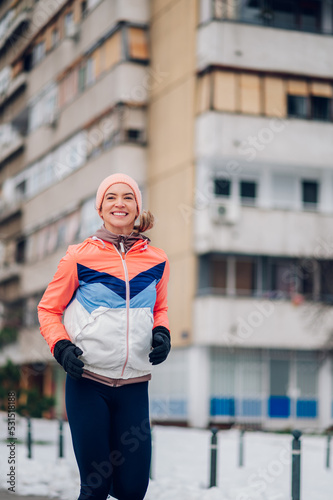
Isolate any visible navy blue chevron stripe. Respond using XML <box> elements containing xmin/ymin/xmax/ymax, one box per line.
<box><xmin>77</xmin><ymin>264</ymin><xmax>126</xmax><ymax>299</ymax></box>
<box><xmin>129</xmin><ymin>261</ymin><xmax>165</xmax><ymax>299</ymax></box>
<box><xmin>77</xmin><ymin>261</ymin><xmax>166</xmax><ymax>300</ymax></box>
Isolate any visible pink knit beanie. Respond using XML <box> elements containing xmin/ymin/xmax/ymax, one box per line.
<box><xmin>95</xmin><ymin>173</ymin><xmax>142</xmax><ymax>214</ymax></box>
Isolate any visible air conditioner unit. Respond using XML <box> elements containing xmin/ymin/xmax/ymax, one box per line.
<box><xmin>66</xmin><ymin>23</ymin><xmax>80</xmax><ymax>42</ymax></box>
<box><xmin>210</xmin><ymin>200</ymin><xmax>240</xmax><ymax>225</ymax></box>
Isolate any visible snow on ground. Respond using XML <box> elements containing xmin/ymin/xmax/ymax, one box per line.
<box><xmin>1</xmin><ymin>412</ymin><xmax>332</xmax><ymax>499</ymax></box>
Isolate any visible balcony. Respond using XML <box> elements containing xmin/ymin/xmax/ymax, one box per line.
<box><xmin>195</xmin><ymin>112</ymin><xmax>333</xmax><ymax>169</ymax></box>
<box><xmin>0</xmin><ymin>2</ymin><xmax>33</xmax><ymax>53</ymax></box>
<box><xmin>26</xmin><ymin>63</ymin><xmax>149</xmax><ymax>164</ymax></box>
<box><xmin>0</xmin><ymin>135</ymin><xmax>24</xmax><ymax>166</ymax></box>
<box><xmin>0</xmin><ymin>262</ymin><xmax>22</xmax><ymax>284</ymax></box>
<box><xmin>0</xmin><ymin>72</ymin><xmax>27</xmax><ymax>108</ymax></box>
<box><xmin>22</xmin><ymin>143</ymin><xmax>147</xmax><ymax>240</ymax></box>
<box><xmin>194</xmin><ymin>202</ymin><xmax>333</xmax><ymax>257</ymax></box>
<box><xmin>27</xmin><ymin>0</ymin><xmax>149</xmax><ymax>98</ymax></box>
<box><xmin>197</xmin><ymin>20</ymin><xmax>333</xmax><ymax>77</ymax></box>
<box><xmin>193</xmin><ymin>295</ymin><xmax>332</xmax><ymax>349</ymax></box>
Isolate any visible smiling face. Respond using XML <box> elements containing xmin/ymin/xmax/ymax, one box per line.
<box><xmin>99</xmin><ymin>183</ymin><xmax>139</xmax><ymax>235</ymax></box>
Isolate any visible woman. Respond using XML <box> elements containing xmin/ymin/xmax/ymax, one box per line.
<box><xmin>38</xmin><ymin>173</ymin><xmax>171</xmax><ymax>500</ymax></box>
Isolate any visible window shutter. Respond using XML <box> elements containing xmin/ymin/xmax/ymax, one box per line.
<box><xmin>213</xmin><ymin>71</ymin><xmax>237</xmax><ymax>112</ymax></box>
<box><xmin>310</xmin><ymin>82</ymin><xmax>333</xmax><ymax>98</ymax></box>
<box><xmin>104</xmin><ymin>31</ymin><xmax>121</xmax><ymax>70</ymax></box>
<box><xmin>128</xmin><ymin>27</ymin><xmax>149</xmax><ymax>60</ymax></box>
<box><xmin>287</xmin><ymin>80</ymin><xmax>308</xmax><ymax>96</ymax></box>
<box><xmin>264</xmin><ymin>77</ymin><xmax>286</xmax><ymax>117</ymax></box>
<box><xmin>240</xmin><ymin>74</ymin><xmax>261</xmax><ymax>114</ymax></box>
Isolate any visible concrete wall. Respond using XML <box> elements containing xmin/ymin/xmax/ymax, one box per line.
<box><xmin>197</xmin><ymin>21</ymin><xmax>333</xmax><ymax>77</ymax></box>
<box><xmin>194</xmin><ymin>205</ymin><xmax>333</xmax><ymax>257</ymax></box>
<box><xmin>23</xmin><ymin>144</ymin><xmax>147</xmax><ymax>231</ymax></box>
<box><xmin>196</xmin><ymin>112</ymin><xmax>333</xmax><ymax>170</ymax></box>
<box><xmin>193</xmin><ymin>296</ymin><xmax>333</xmax><ymax>350</ymax></box>
<box><xmin>148</xmin><ymin>0</ymin><xmax>197</xmax><ymax>346</ymax></box>
<box><xmin>27</xmin><ymin>0</ymin><xmax>150</xmax><ymax>98</ymax></box>
<box><xmin>26</xmin><ymin>63</ymin><xmax>148</xmax><ymax>164</ymax></box>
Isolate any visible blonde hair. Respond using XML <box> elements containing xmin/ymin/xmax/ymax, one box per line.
<box><xmin>133</xmin><ymin>210</ymin><xmax>155</xmax><ymax>233</ymax></box>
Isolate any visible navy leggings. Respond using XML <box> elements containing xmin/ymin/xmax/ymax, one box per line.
<box><xmin>65</xmin><ymin>376</ymin><xmax>151</xmax><ymax>500</ymax></box>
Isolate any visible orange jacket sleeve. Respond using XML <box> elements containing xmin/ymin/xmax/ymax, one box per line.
<box><xmin>37</xmin><ymin>246</ymin><xmax>79</xmax><ymax>354</ymax></box>
<box><xmin>153</xmin><ymin>256</ymin><xmax>170</xmax><ymax>331</ymax></box>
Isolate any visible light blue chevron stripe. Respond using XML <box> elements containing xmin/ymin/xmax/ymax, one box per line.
<box><xmin>130</xmin><ymin>281</ymin><xmax>157</xmax><ymax>313</ymax></box>
<box><xmin>75</xmin><ymin>282</ymin><xmax>126</xmax><ymax>314</ymax></box>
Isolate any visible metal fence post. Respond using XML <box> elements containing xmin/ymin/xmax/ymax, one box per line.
<box><xmin>209</xmin><ymin>427</ymin><xmax>218</xmax><ymax>488</ymax></box>
<box><xmin>326</xmin><ymin>433</ymin><xmax>331</xmax><ymax>469</ymax></box>
<box><xmin>27</xmin><ymin>417</ymin><xmax>32</xmax><ymax>459</ymax></box>
<box><xmin>59</xmin><ymin>419</ymin><xmax>64</xmax><ymax>458</ymax></box>
<box><xmin>239</xmin><ymin>429</ymin><xmax>245</xmax><ymax>467</ymax></box>
<box><xmin>291</xmin><ymin>430</ymin><xmax>302</xmax><ymax>500</ymax></box>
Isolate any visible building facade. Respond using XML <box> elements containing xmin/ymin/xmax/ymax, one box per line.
<box><xmin>0</xmin><ymin>0</ymin><xmax>333</xmax><ymax>429</ymax></box>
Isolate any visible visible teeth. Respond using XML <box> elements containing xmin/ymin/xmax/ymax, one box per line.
<box><xmin>113</xmin><ymin>212</ymin><xmax>127</xmax><ymax>216</ymax></box>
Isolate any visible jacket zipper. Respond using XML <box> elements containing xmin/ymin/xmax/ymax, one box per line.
<box><xmin>108</xmin><ymin>240</ymin><xmax>146</xmax><ymax>377</ymax></box>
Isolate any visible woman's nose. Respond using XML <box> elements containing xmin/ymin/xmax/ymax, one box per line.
<box><xmin>115</xmin><ymin>198</ymin><xmax>125</xmax><ymax>206</ymax></box>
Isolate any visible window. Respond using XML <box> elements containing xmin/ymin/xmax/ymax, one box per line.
<box><xmin>64</xmin><ymin>11</ymin><xmax>74</xmax><ymax>36</ymax></box>
<box><xmin>15</xmin><ymin>239</ymin><xmax>26</xmax><ymax>263</ymax></box>
<box><xmin>211</xmin><ymin>256</ymin><xmax>227</xmax><ymax>291</ymax></box>
<box><xmin>311</xmin><ymin>96</ymin><xmax>331</xmax><ymax>121</ymax></box>
<box><xmin>272</xmin><ymin>173</ymin><xmax>297</xmax><ymax>209</ymax></box>
<box><xmin>287</xmin><ymin>95</ymin><xmax>307</xmax><ymax>118</ymax></box>
<box><xmin>128</xmin><ymin>28</ymin><xmax>149</xmax><ymax>60</ymax></box>
<box><xmin>302</xmin><ymin>180</ymin><xmax>318</xmax><ymax>209</ymax></box>
<box><xmin>86</xmin><ymin>57</ymin><xmax>96</xmax><ymax>86</ymax></box>
<box><xmin>240</xmin><ymin>181</ymin><xmax>257</xmax><ymax>205</ymax></box>
<box><xmin>15</xmin><ymin>180</ymin><xmax>26</xmax><ymax>202</ymax></box>
<box><xmin>81</xmin><ymin>0</ymin><xmax>88</xmax><ymax>18</ymax></box>
<box><xmin>51</xmin><ymin>28</ymin><xmax>60</xmax><ymax>48</ymax></box>
<box><xmin>78</xmin><ymin>64</ymin><xmax>86</xmax><ymax>92</ymax></box>
<box><xmin>270</xmin><ymin>259</ymin><xmax>298</xmax><ymax>296</ymax></box>
<box><xmin>32</xmin><ymin>41</ymin><xmax>45</xmax><ymax>66</ymax></box>
<box><xmin>299</xmin><ymin>0</ymin><xmax>321</xmax><ymax>32</ymax></box>
<box><xmin>126</xmin><ymin>129</ymin><xmax>142</xmax><ymax>142</ymax></box>
<box><xmin>214</xmin><ymin>178</ymin><xmax>231</xmax><ymax>196</ymax></box>
<box><xmin>320</xmin><ymin>261</ymin><xmax>333</xmax><ymax>303</ymax></box>
<box><xmin>236</xmin><ymin>258</ymin><xmax>256</xmax><ymax>296</ymax></box>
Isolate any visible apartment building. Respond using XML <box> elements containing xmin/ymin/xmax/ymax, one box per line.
<box><xmin>0</xmin><ymin>0</ymin><xmax>333</xmax><ymax>429</ymax></box>
<box><xmin>148</xmin><ymin>0</ymin><xmax>333</xmax><ymax>430</ymax></box>
<box><xmin>0</xmin><ymin>0</ymin><xmax>150</xmax><ymax>417</ymax></box>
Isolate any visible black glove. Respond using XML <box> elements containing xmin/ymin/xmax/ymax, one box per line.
<box><xmin>54</xmin><ymin>339</ymin><xmax>84</xmax><ymax>380</ymax></box>
<box><xmin>149</xmin><ymin>326</ymin><xmax>171</xmax><ymax>365</ymax></box>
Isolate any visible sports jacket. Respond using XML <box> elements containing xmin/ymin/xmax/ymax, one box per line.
<box><xmin>38</xmin><ymin>236</ymin><xmax>170</xmax><ymax>379</ymax></box>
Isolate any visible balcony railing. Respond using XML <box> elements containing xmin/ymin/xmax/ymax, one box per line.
<box><xmin>0</xmin><ymin>72</ymin><xmax>27</xmax><ymax>108</ymax></box>
<box><xmin>199</xmin><ymin>0</ymin><xmax>333</xmax><ymax>35</ymax></box>
<box><xmin>0</xmin><ymin>0</ymin><xmax>33</xmax><ymax>52</ymax></box>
